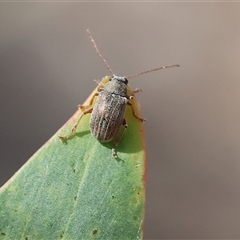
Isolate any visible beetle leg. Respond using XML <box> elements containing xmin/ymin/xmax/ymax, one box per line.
<box><xmin>60</xmin><ymin>92</ymin><xmax>99</xmax><ymax>141</ymax></box>
<box><xmin>93</xmin><ymin>80</ymin><xmax>105</xmax><ymax>92</ymax></box>
<box><xmin>59</xmin><ymin>108</ymin><xmax>93</xmax><ymax>141</ymax></box>
<box><xmin>132</xmin><ymin>88</ymin><xmax>142</xmax><ymax>95</ymax></box>
<box><xmin>112</xmin><ymin>118</ymin><xmax>128</xmax><ymax>158</ymax></box>
<box><xmin>127</xmin><ymin>102</ymin><xmax>146</xmax><ymax>122</ymax></box>
<box><xmin>126</xmin><ymin>88</ymin><xmax>142</xmax><ymax>100</ymax></box>
<box><xmin>112</xmin><ymin>148</ymin><xmax>118</xmax><ymax>158</ymax></box>
<box><xmin>97</xmin><ymin>87</ymin><xmax>104</xmax><ymax>92</ymax></box>
<box><xmin>78</xmin><ymin>92</ymin><xmax>99</xmax><ymax>111</ymax></box>
<box><xmin>93</xmin><ymin>79</ymin><xmax>101</xmax><ymax>85</ymax></box>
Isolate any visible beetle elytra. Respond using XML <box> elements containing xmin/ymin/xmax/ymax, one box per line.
<box><xmin>59</xmin><ymin>29</ymin><xmax>179</xmax><ymax>158</ymax></box>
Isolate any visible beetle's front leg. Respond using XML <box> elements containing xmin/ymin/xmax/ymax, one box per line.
<box><xmin>93</xmin><ymin>79</ymin><xmax>105</xmax><ymax>92</ymax></box>
<box><xmin>132</xmin><ymin>88</ymin><xmax>142</xmax><ymax>95</ymax></box>
<box><xmin>126</xmin><ymin>88</ymin><xmax>142</xmax><ymax>100</ymax></box>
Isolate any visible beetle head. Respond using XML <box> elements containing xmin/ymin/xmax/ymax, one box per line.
<box><xmin>111</xmin><ymin>76</ymin><xmax>128</xmax><ymax>85</ymax></box>
<box><xmin>104</xmin><ymin>76</ymin><xmax>128</xmax><ymax>96</ymax></box>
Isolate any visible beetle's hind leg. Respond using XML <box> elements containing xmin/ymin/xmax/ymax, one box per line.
<box><xmin>112</xmin><ymin>118</ymin><xmax>128</xmax><ymax>158</ymax></box>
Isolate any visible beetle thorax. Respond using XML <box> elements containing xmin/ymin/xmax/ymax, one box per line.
<box><xmin>104</xmin><ymin>76</ymin><xmax>128</xmax><ymax>96</ymax></box>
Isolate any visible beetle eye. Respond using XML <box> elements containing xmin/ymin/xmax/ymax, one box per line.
<box><xmin>124</xmin><ymin>78</ymin><xmax>128</xmax><ymax>84</ymax></box>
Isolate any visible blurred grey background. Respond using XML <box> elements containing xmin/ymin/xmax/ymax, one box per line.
<box><xmin>1</xmin><ymin>3</ymin><xmax>240</xmax><ymax>239</ymax></box>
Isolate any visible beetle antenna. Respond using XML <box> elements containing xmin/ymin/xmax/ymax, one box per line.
<box><xmin>125</xmin><ymin>64</ymin><xmax>180</xmax><ymax>79</ymax></box>
<box><xmin>86</xmin><ymin>29</ymin><xmax>115</xmax><ymax>76</ymax></box>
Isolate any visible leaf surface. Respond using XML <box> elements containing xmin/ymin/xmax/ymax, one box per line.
<box><xmin>0</xmin><ymin>76</ymin><xmax>146</xmax><ymax>240</ymax></box>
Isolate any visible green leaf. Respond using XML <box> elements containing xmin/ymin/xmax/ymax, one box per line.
<box><xmin>0</xmin><ymin>76</ymin><xmax>146</xmax><ymax>240</ymax></box>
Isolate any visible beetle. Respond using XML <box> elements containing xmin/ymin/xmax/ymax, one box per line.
<box><xmin>59</xmin><ymin>29</ymin><xmax>179</xmax><ymax>158</ymax></box>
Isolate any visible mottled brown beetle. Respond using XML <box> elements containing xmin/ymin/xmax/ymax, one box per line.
<box><xmin>59</xmin><ymin>29</ymin><xmax>179</xmax><ymax>158</ymax></box>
